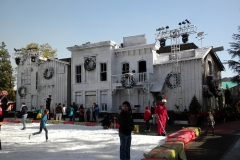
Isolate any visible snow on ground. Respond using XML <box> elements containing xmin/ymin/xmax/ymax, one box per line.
<box><xmin>0</xmin><ymin>123</ymin><xmax>166</xmax><ymax>160</ymax></box>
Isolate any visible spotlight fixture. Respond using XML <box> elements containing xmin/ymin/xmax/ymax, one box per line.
<box><xmin>165</xmin><ymin>26</ymin><xmax>169</xmax><ymax>29</ymax></box>
<box><xmin>132</xmin><ymin>70</ymin><xmax>135</xmax><ymax>73</ymax></box>
<box><xmin>182</xmin><ymin>33</ymin><xmax>189</xmax><ymax>43</ymax></box>
<box><xmin>156</xmin><ymin>27</ymin><xmax>165</xmax><ymax>31</ymax></box>
<box><xmin>182</xmin><ymin>21</ymin><xmax>186</xmax><ymax>25</ymax></box>
<box><xmin>179</xmin><ymin>22</ymin><xmax>182</xmax><ymax>26</ymax></box>
<box><xmin>185</xmin><ymin>19</ymin><xmax>191</xmax><ymax>24</ymax></box>
<box><xmin>159</xmin><ymin>38</ymin><xmax>166</xmax><ymax>47</ymax></box>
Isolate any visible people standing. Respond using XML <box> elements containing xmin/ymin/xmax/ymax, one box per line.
<box><xmin>118</xmin><ymin>101</ymin><xmax>136</xmax><ymax>160</ymax></box>
<box><xmin>78</xmin><ymin>105</ymin><xmax>84</xmax><ymax>122</ymax></box>
<box><xmin>29</xmin><ymin>109</ymin><xmax>49</xmax><ymax>141</ymax></box>
<box><xmin>0</xmin><ymin>102</ymin><xmax>3</xmax><ymax>131</ymax></box>
<box><xmin>155</xmin><ymin>99</ymin><xmax>169</xmax><ymax>136</ymax></box>
<box><xmin>36</xmin><ymin>105</ymin><xmax>44</xmax><ymax>119</ymax></box>
<box><xmin>46</xmin><ymin>95</ymin><xmax>52</xmax><ymax>120</ymax></box>
<box><xmin>62</xmin><ymin>104</ymin><xmax>67</xmax><ymax>121</ymax></box>
<box><xmin>68</xmin><ymin>106</ymin><xmax>74</xmax><ymax>121</ymax></box>
<box><xmin>204</xmin><ymin>109</ymin><xmax>215</xmax><ymax>136</ymax></box>
<box><xmin>151</xmin><ymin>101</ymin><xmax>157</xmax><ymax>124</ymax></box>
<box><xmin>20</xmin><ymin>102</ymin><xmax>28</xmax><ymax>130</ymax></box>
<box><xmin>92</xmin><ymin>102</ymin><xmax>97</xmax><ymax>122</ymax></box>
<box><xmin>144</xmin><ymin>106</ymin><xmax>151</xmax><ymax>132</ymax></box>
<box><xmin>93</xmin><ymin>103</ymin><xmax>99</xmax><ymax>123</ymax></box>
<box><xmin>53</xmin><ymin>103</ymin><xmax>57</xmax><ymax>120</ymax></box>
<box><xmin>55</xmin><ymin>103</ymin><xmax>62</xmax><ymax>121</ymax></box>
<box><xmin>86</xmin><ymin>109</ymin><xmax>91</xmax><ymax>122</ymax></box>
<box><xmin>72</xmin><ymin>102</ymin><xmax>78</xmax><ymax>121</ymax></box>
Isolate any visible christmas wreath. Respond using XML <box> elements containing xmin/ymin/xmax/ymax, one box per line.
<box><xmin>18</xmin><ymin>85</ymin><xmax>27</xmax><ymax>97</ymax></box>
<box><xmin>43</xmin><ymin>68</ymin><xmax>54</xmax><ymax>79</ymax></box>
<box><xmin>165</xmin><ymin>72</ymin><xmax>181</xmax><ymax>89</ymax></box>
<box><xmin>121</xmin><ymin>73</ymin><xmax>135</xmax><ymax>89</ymax></box>
<box><xmin>84</xmin><ymin>57</ymin><xmax>96</xmax><ymax>71</ymax></box>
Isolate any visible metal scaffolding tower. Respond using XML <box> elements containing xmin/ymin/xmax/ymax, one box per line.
<box><xmin>155</xmin><ymin>20</ymin><xmax>197</xmax><ymax>111</ymax></box>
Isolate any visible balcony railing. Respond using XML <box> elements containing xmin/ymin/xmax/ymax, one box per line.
<box><xmin>111</xmin><ymin>72</ymin><xmax>153</xmax><ymax>85</ymax></box>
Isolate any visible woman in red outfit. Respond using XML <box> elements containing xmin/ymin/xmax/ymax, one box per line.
<box><xmin>155</xmin><ymin>99</ymin><xmax>169</xmax><ymax>136</ymax></box>
<box><xmin>144</xmin><ymin>106</ymin><xmax>151</xmax><ymax>132</ymax></box>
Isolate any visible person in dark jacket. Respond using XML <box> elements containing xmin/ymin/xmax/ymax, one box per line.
<box><xmin>20</xmin><ymin>102</ymin><xmax>28</xmax><ymax>130</ymax></box>
<box><xmin>118</xmin><ymin>101</ymin><xmax>136</xmax><ymax>160</ymax></box>
<box><xmin>29</xmin><ymin>109</ymin><xmax>49</xmax><ymax>141</ymax></box>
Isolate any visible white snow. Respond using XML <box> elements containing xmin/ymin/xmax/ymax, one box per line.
<box><xmin>0</xmin><ymin>123</ymin><xmax>166</xmax><ymax>160</ymax></box>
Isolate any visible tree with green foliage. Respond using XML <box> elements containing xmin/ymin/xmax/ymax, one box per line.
<box><xmin>224</xmin><ymin>84</ymin><xmax>233</xmax><ymax>107</ymax></box>
<box><xmin>22</xmin><ymin>43</ymin><xmax>57</xmax><ymax>58</ymax></box>
<box><xmin>226</xmin><ymin>26</ymin><xmax>240</xmax><ymax>84</ymax></box>
<box><xmin>189</xmin><ymin>95</ymin><xmax>202</xmax><ymax>114</ymax></box>
<box><xmin>0</xmin><ymin>42</ymin><xmax>16</xmax><ymax>109</ymax></box>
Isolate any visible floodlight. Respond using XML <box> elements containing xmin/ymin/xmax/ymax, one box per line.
<box><xmin>166</xmin><ymin>26</ymin><xmax>169</xmax><ymax>29</ymax></box>
<box><xmin>159</xmin><ymin>38</ymin><xmax>166</xmax><ymax>47</ymax></box>
<box><xmin>185</xmin><ymin>19</ymin><xmax>191</xmax><ymax>24</ymax></box>
<box><xmin>181</xmin><ymin>34</ymin><xmax>189</xmax><ymax>43</ymax></box>
<box><xmin>31</xmin><ymin>56</ymin><xmax>36</xmax><ymax>62</ymax></box>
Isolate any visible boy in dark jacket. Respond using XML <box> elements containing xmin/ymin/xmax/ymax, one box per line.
<box><xmin>29</xmin><ymin>109</ymin><xmax>49</xmax><ymax>141</ymax></box>
<box><xmin>20</xmin><ymin>103</ymin><xmax>28</xmax><ymax>130</ymax></box>
<box><xmin>118</xmin><ymin>101</ymin><xmax>136</xmax><ymax>160</ymax></box>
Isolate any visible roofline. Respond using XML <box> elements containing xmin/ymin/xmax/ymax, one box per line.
<box><xmin>47</xmin><ymin>58</ymin><xmax>70</xmax><ymax>65</ymax></box>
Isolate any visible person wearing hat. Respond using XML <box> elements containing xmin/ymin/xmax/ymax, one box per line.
<box><xmin>144</xmin><ymin>106</ymin><xmax>151</xmax><ymax>132</ymax></box>
<box><xmin>155</xmin><ymin>99</ymin><xmax>169</xmax><ymax>136</ymax></box>
<box><xmin>118</xmin><ymin>101</ymin><xmax>136</xmax><ymax>160</ymax></box>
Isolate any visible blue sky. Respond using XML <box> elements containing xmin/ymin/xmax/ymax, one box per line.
<box><xmin>0</xmin><ymin>0</ymin><xmax>239</xmax><ymax>78</ymax></box>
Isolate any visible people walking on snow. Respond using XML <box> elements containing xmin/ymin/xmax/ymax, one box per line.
<box><xmin>29</xmin><ymin>109</ymin><xmax>49</xmax><ymax>141</ymax></box>
<box><xmin>155</xmin><ymin>99</ymin><xmax>169</xmax><ymax>136</ymax></box>
<box><xmin>36</xmin><ymin>105</ymin><xmax>44</xmax><ymax>119</ymax></box>
<box><xmin>20</xmin><ymin>102</ymin><xmax>28</xmax><ymax>130</ymax></box>
<box><xmin>144</xmin><ymin>106</ymin><xmax>151</xmax><ymax>132</ymax></box>
<box><xmin>118</xmin><ymin>101</ymin><xmax>136</xmax><ymax>160</ymax></box>
<box><xmin>204</xmin><ymin>109</ymin><xmax>215</xmax><ymax>136</ymax></box>
<box><xmin>151</xmin><ymin>101</ymin><xmax>157</xmax><ymax>124</ymax></box>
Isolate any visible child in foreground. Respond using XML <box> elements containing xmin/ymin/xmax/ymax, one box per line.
<box><xmin>29</xmin><ymin>109</ymin><xmax>49</xmax><ymax>141</ymax></box>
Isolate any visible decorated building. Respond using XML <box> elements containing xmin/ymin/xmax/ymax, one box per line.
<box><xmin>15</xmin><ymin>34</ymin><xmax>225</xmax><ymax>115</ymax></box>
<box><xmin>16</xmin><ymin>56</ymin><xmax>71</xmax><ymax>112</ymax></box>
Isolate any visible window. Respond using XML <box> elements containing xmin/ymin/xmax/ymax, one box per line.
<box><xmin>21</xmin><ymin>73</ymin><xmax>27</xmax><ymax>85</ymax></box>
<box><xmin>76</xmin><ymin>65</ymin><xmax>81</xmax><ymax>83</ymax></box>
<box><xmin>100</xmin><ymin>63</ymin><xmax>107</xmax><ymax>81</ymax></box>
<box><xmin>122</xmin><ymin>62</ymin><xmax>129</xmax><ymax>74</ymax></box>
<box><xmin>100</xmin><ymin>91</ymin><xmax>107</xmax><ymax>112</ymax></box>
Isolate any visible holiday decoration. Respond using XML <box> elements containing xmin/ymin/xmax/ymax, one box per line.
<box><xmin>84</xmin><ymin>57</ymin><xmax>96</xmax><ymax>71</ymax></box>
<box><xmin>165</xmin><ymin>72</ymin><xmax>181</xmax><ymax>89</ymax></box>
<box><xmin>43</xmin><ymin>68</ymin><xmax>54</xmax><ymax>79</ymax></box>
<box><xmin>18</xmin><ymin>85</ymin><xmax>27</xmax><ymax>97</ymax></box>
<box><xmin>121</xmin><ymin>73</ymin><xmax>135</xmax><ymax>89</ymax></box>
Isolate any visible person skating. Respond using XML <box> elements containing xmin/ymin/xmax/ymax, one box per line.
<box><xmin>20</xmin><ymin>102</ymin><xmax>28</xmax><ymax>130</ymax></box>
<box><xmin>204</xmin><ymin>109</ymin><xmax>215</xmax><ymax>136</ymax></box>
<box><xmin>143</xmin><ymin>106</ymin><xmax>151</xmax><ymax>132</ymax></box>
<box><xmin>118</xmin><ymin>101</ymin><xmax>136</xmax><ymax>160</ymax></box>
<box><xmin>155</xmin><ymin>99</ymin><xmax>169</xmax><ymax>136</ymax></box>
<box><xmin>29</xmin><ymin>109</ymin><xmax>49</xmax><ymax>141</ymax></box>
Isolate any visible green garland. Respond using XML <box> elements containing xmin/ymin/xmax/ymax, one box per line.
<box><xmin>121</xmin><ymin>73</ymin><xmax>135</xmax><ymax>89</ymax></box>
<box><xmin>43</xmin><ymin>68</ymin><xmax>54</xmax><ymax>79</ymax></box>
<box><xmin>165</xmin><ymin>72</ymin><xmax>181</xmax><ymax>89</ymax></box>
<box><xmin>18</xmin><ymin>85</ymin><xmax>27</xmax><ymax>97</ymax></box>
<box><xmin>84</xmin><ymin>57</ymin><xmax>96</xmax><ymax>71</ymax></box>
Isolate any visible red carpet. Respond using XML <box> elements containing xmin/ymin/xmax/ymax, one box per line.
<box><xmin>214</xmin><ymin>120</ymin><xmax>240</xmax><ymax>134</ymax></box>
